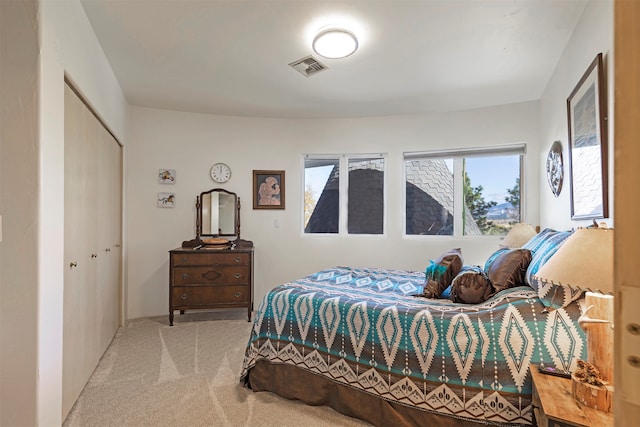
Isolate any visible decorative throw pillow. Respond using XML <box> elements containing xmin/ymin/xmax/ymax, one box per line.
<box><xmin>423</xmin><ymin>248</ymin><xmax>463</xmax><ymax>298</ymax></box>
<box><xmin>521</xmin><ymin>228</ymin><xmax>573</xmax><ymax>290</ymax></box>
<box><xmin>485</xmin><ymin>248</ymin><xmax>532</xmax><ymax>293</ymax></box>
<box><xmin>483</xmin><ymin>247</ymin><xmax>510</xmax><ymax>272</ymax></box>
<box><xmin>450</xmin><ymin>265</ymin><xmax>493</xmax><ymax>304</ymax></box>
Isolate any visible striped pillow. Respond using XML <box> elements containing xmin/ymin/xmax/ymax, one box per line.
<box><xmin>522</xmin><ymin>227</ymin><xmax>573</xmax><ymax>292</ymax></box>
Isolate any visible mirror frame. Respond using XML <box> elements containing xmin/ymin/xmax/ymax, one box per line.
<box><xmin>196</xmin><ymin>188</ymin><xmax>240</xmax><ymax>239</ymax></box>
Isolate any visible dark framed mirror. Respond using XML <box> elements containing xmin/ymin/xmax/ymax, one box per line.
<box><xmin>196</xmin><ymin>188</ymin><xmax>240</xmax><ymax>239</ymax></box>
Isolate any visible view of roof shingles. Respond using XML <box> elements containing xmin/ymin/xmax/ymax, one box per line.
<box><xmin>305</xmin><ymin>159</ymin><xmax>481</xmax><ymax>235</ymax></box>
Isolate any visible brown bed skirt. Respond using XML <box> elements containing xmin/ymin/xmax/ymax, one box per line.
<box><xmin>244</xmin><ymin>360</ymin><xmax>503</xmax><ymax>427</ymax></box>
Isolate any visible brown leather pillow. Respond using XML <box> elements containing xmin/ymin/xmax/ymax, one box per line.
<box><xmin>486</xmin><ymin>248</ymin><xmax>532</xmax><ymax>293</ymax></box>
<box><xmin>450</xmin><ymin>266</ymin><xmax>493</xmax><ymax>304</ymax></box>
<box><xmin>423</xmin><ymin>248</ymin><xmax>463</xmax><ymax>298</ymax></box>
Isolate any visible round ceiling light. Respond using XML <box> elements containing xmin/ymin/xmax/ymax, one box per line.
<box><xmin>312</xmin><ymin>28</ymin><xmax>359</xmax><ymax>59</ymax></box>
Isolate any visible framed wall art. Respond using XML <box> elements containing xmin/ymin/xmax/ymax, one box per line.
<box><xmin>567</xmin><ymin>52</ymin><xmax>608</xmax><ymax>220</ymax></box>
<box><xmin>157</xmin><ymin>192</ymin><xmax>175</xmax><ymax>208</ymax></box>
<box><xmin>158</xmin><ymin>169</ymin><xmax>176</xmax><ymax>184</ymax></box>
<box><xmin>253</xmin><ymin>170</ymin><xmax>285</xmax><ymax>209</ymax></box>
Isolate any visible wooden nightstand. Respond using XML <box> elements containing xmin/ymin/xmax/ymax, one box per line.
<box><xmin>530</xmin><ymin>363</ymin><xmax>613</xmax><ymax>427</ymax></box>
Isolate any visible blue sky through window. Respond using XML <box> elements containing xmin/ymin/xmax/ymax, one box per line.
<box><xmin>465</xmin><ymin>156</ymin><xmax>520</xmax><ymax>204</ymax></box>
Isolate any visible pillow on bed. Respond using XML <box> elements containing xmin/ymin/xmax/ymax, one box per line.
<box><xmin>485</xmin><ymin>248</ymin><xmax>532</xmax><ymax>293</ymax></box>
<box><xmin>423</xmin><ymin>248</ymin><xmax>463</xmax><ymax>298</ymax></box>
<box><xmin>483</xmin><ymin>247</ymin><xmax>510</xmax><ymax>272</ymax></box>
<box><xmin>450</xmin><ymin>265</ymin><xmax>492</xmax><ymax>304</ymax></box>
<box><xmin>521</xmin><ymin>228</ymin><xmax>573</xmax><ymax>290</ymax></box>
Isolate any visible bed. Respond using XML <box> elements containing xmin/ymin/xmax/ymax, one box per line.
<box><xmin>240</xmin><ymin>229</ymin><xmax>586</xmax><ymax>426</ymax></box>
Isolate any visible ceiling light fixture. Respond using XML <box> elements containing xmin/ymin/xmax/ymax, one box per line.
<box><xmin>312</xmin><ymin>27</ymin><xmax>358</xmax><ymax>59</ymax></box>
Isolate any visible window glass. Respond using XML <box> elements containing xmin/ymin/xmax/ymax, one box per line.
<box><xmin>304</xmin><ymin>158</ymin><xmax>339</xmax><ymax>233</ymax></box>
<box><xmin>348</xmin><ymin>158</ymin><xmax>384</xmax><ymax>234</ymax></box>
<box><xmin>404</xmin><ymin>147</ymin><xmax>523</xmax><ymax>237</ymax></box>
<box><xmin>405</xmin><ymin>159</ymin><xmax>454</xmax><ymax>235</ymax></box>
<box><xmin>463</xmin><ymin>155</ymin><xmax>521</xmax><ymax>236</ymax></box>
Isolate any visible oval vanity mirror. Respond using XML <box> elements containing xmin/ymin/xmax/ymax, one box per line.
<box><xmin>196</xmin><ymin>188</ymin><xmax>240</xmax><ymax>239</ymax></box>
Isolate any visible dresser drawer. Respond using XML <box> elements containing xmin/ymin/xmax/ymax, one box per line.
<box><xmin>172</xmin><ymin>285</ymin><xmax>249</xmax><ymax>306</ymax></box>
<box><xmin>171</xmin><ymin>252</ymin><xmax>250</xmax><ymax>267</ymax></box>
<box><xmin>172</xmin><ymin>266</ymin><xmax>249</xmax><ymax>285</ymax></box>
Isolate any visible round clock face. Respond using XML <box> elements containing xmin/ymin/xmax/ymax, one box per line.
<box><xmin>210</xmin><ymin>163</ymin><xmax>231</xmax><ymax>183</ymax></box>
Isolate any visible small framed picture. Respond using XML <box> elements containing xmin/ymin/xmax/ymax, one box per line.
<box><xmin>157</xmin><ymin>192</ymin><xmax>175</xmax><ymax>208</ymax></box>
<box><xmin>253</xmin><ymin>170</ymin><xmax>285</xmax><ymax>210</ymax></box>
<box><xmin>158</xmin><ymin>169</ymin><xmax>176</xmax><ymax>184</ymax></box>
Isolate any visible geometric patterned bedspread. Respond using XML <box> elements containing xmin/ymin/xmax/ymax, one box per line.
<box><xmin>240</xmin><ymin>266</ymin><xmax>586</xmax><ymax>426</ymax></box>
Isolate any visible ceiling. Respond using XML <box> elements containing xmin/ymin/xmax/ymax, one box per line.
<box><xmin>80</xmin><ymin>0</ymin><xmax>588</xmax><ymax>119</ymax></box>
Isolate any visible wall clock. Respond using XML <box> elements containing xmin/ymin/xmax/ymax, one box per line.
<box><xmin>546</xmin><ymin>141</ymin><xmax>563</xmax><ymax>197</ymax></box>
<box><xmin>210</xmin><ymin>162</ymin><xmax>231</xmax><ymax>183</ymax></box>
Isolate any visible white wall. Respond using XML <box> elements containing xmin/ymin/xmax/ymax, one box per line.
<box><xmin>0</xmin><ymin>0</ymin><xmax>127</xmax><ymax>425</ymax></box>
<box><xmin>127</xmin><ymin>101</ymin><xmax>541</xmax><ymax>319</ymax></box>
<box><xmin>539</xmin><ymin>0</ymin><xmax>613</xmax><ymax>230</ymax></box>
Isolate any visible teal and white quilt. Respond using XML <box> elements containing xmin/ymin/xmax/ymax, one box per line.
<box><xmin>240</xmin><ymin>266</ymin><xmax>585</xmax><ymax>425</ymax></box>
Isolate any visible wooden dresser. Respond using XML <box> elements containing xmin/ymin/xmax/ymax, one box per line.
<box><xmin>169</xmin><ymin>240</ymin><xmax>253</xmax><ymax>325</ymax></box>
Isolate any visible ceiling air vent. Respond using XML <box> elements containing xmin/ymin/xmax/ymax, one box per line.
<box><xmin>289</xmin><ymin>55</ymin><xmax>328</xmax><ymax>77</ymax></box>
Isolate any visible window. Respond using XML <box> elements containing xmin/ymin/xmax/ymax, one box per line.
<box><xmin>304</xmin><ymin>155</ymin><xmax>385</xmax><ymax>235</ymax></box>
<box><xmin>404</xmin><ymin>145</ymin><xmax>524</xmax><ymax>237</ymax></box>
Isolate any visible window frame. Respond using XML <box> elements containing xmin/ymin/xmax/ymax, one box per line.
<box><xmin>403</xmin><ymin>144</ymin><xmax>526</xmax><ymax>238</ymax></box>
<box><xmin>302</xmin><ymin>153</ymin><xmax>387</xmax><ymax>236</ymax></box>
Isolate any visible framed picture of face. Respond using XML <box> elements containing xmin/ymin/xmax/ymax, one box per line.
<box><xmin>253</xmin><ymin>170</ymin><xmax>285</xmax><ymax>210</ymax></box>
<box><xmin>567</xmin><ymin>52</ymin><xmax>608</xmax><ymax>220</ymax></box>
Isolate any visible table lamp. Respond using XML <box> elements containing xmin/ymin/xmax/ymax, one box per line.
<box><xmin>533</xmin><ymin>227</ymin><xmax>614</xmax><ymax>412</ymax></box>
<box><xmin>500</xmin><ymin>223</ymin><xmax>537</xmax><ymax>248</ymax></box>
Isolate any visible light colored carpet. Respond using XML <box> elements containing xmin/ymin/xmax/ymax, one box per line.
<box><xmin>63</xmin><ymin>310</ymin><xmax>370</xmax><ymax>427</ymax></box>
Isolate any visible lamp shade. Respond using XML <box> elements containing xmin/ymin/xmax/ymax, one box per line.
<box><xmin>500</xmin><ymin>223</ymin><xmax>537</xmax><ymax>248</ymax></box>
<box><xmin>534</xmin><ymin>227</ymin><xmax>613</xmax><ymax>294</ymax></box>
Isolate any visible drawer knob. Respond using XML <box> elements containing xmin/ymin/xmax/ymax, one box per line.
<box><xmin>182</xmin><ymin>257</ymin><xmax>188</xmax><ymax>263</ymax></box>
<box><xmin>180</xmin><ymin>294</ymin><xmax>188</xmax><ymax>300</ymax></box>
<box><xmin>105</xmin><ymin>248</ymin><xmax>111</xmax><ymax>253</ymax></box>
<box><xmin>182</xmin><ymin>273</ymin><xmax>188</xmax><ymax>280</ymax></box>
<box><xmin>234</xmin><ymin>292</ymin><xmax>242</xmax><ymax>298</ymax></box>
<box><xmin>235</xmin><ymin>273</ymin><xmax>241</xmax><ymax>279</ymax></box>
<box><xmin>235</xmin><ymin>257</ymin><xmax>241</xmax><ymax>263</ymax></box>
<box><xmin>70</xmin><ymin>261</ymin><xmax>78</xmax><ymax>268</ymax></box>
<box><xmin>91</xmin><ymin>253</ymin><xmax>98</xmax><ymax>258</ymax></box>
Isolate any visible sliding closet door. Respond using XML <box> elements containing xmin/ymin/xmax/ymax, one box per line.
<box><xmin>83</xmin><ymin>90</ymin><xmax>101</xmax><ymax>371</ymax></box>
<box><xmin>63</xmin><ymin>83</ymin><xmax>122</xmax><ymax>419</ymax></box>
<box><xmin>96</xmin><ymin>124</ymin><xmax>121</xmax><ymax>354</ymax></box>
<box><xmin>63</xmin><ymin>83</ymin><xmax>90</xmax><ymax>417</ymax></box>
